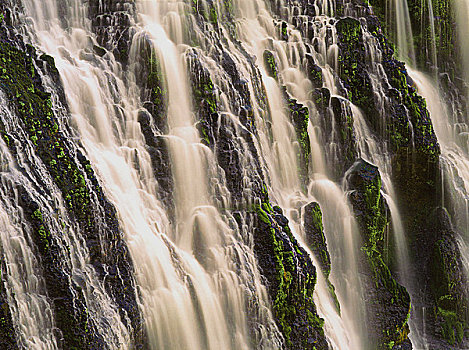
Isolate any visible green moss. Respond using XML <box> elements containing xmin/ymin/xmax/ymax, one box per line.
<box><xmin>0</xmin><ymin>40</ymin><xmax>106</xmax><ymax>348</ymax></box>
<box><xmin>147</xmin><ymin>52</ymin><xmax>165</xmax><ymax>108</ymax></box>
<box><xmin>437</xmin><ymin>307</ymin><xmax>466</xmax><ymax>344</ymax></box>
<box><xmin>263</xmin><ymin>50</ymin><xmax>278</xmax><ymax>80</ymax></box>
<box><xmin>255</xmin><ymin>195</ymin><xmax>327</xmax><ymax>349</ymax></box>
<box><xmin>430</xmin><ymin>235</ymin><xmax>469</xmax><ymax>345</ymax></box>
<box><xmin>188</xmin><ymin>58</ymin><xmax>219</xmax><ymax>146</ymax></box>
<box><xmin>348</xmin><ymin>161</ymin><xmax>412</xmax><ymax>348</ymax></box>
<box><xmin>209</xmin><ymin>6</ymin><xmax>218</xmax><ymax>25</ymax></box>
<box><xmin>191</xmin><ymin>0</ymin><xmax>219</xmax><ymax>26</ymax></box>
<box><xmin>0</xmin><ymin>42</ymin><xmax>96</xmax><ymax>225</ymax></box>
<box><xmin>287</xmin><ymin>98</ymin><xmax>310</xmax><ymax>185</ymax></box>
<box><xmin>280</xmin><ymin>21</ymin><xmax>288</xmax><ymax>39</ymax></box>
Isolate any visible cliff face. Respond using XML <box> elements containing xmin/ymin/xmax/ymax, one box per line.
<box><xmin>0</xmin><ymin>0</ymin><xmax>467</xmax><ymax>349</ymax></box>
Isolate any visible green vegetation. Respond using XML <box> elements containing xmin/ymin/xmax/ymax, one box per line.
<box><xmin>254</xmin><ymin>195</ymin><xmax>327</xmax><ymax>349</ymax></box>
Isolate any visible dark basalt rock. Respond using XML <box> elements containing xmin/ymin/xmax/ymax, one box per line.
<box><xmin>16</xmin><ymin>188</ymin><xmax>99</xmax><ymax>349</ymax></box>
<box><xmin>253</xmin><ymin>193</ymin><xmax>329</xmax><ymax>350</ymax></box>
<box><xmin>311</xmin><ymin>87</ymin><xmax>331</xmax><ymax>113</ymax></box>
<box><xmin>185</xmin><ymin>46</ymin><xmax>267</xmax><ymax>206</ymax></box>
<box><xmin>303</xmin><ymin>202</ymin><xmax>331</xmax><ymax>276</ymax></box>
<box><xmin>419</xmin><ymin>208</ymin><xmax>469</xmax><ymax>347</ymax></box>
<box><xmin>89</xmin><ymin>0</ymin><xmax>136</xmax><ymax>64</ymax></box>
<box><xmin>336</xmin><ymin>18</ymin><xmax>378</xmax><ymax>122</ymax></box>
<box><xmin>137</xmin><ymin>109</ymin><xmax>174</xmax><ymax>215</ymax></box>
<box><xmin>329</xmin><ymin>97</ymin><xmax>357</xmax><ymax>178</ymax></box>
<box><xmin>131</xmin><ymin>35</ymin><xmax>175</xmax><ymax>214</ymax></box>
<box><xmin>187</xmin><ymin>49</ymin><xmax>218</xmax><ymax>147</ymax></box>
<box><xmin>263</xmin><ymin>49</ymin><xmax>278</xmax><ymax>80</ymax></box>
<box><xmin>304</xmin><ymin>53</ymin><xmax>323</xmax><ymax>88</ymax></box>
<box><xmin>303</xmin><ymin>202</ymin><xmax>340</xmax><ymax>313</ymax></box>
<box><xmin>286</xmin><ymin>95</ymin><xmax>311</xmax><ymax>185</ymax></box>
<box><xmin>136</xmin><ymin>36</ymin><xmax>168</xmax><ymax>133</ymax></box>
<box><xmin>346</xmin><ymin>159</ymin><xmax>412</xmax><ymax>350</ymax></box>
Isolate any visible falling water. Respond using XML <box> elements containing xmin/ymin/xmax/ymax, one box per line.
<box><xmin>425</xmin><ymin>0</ymin><xmax>438</xmax><ymax>74</ymax></box>
<box><xmin>390</xmin><ymin>0</ymin><xmax>416</xmax><ymax>64</ymax></box>
<box><xmin>408</xmin><ymin>68</ymin><xmax>469</xmax><ymax>257</ymax></box>
<box><xmin>231</xmin><ymin>1</ymin><xmax>367</xmax><ymax>347</ymax></box>
<box><xmin>21</xmin><ymin>0</ymin><xmax>286</xmax><ymax>348</ymax></box>
<box><xmin>454</xmin><ymin>0</ymin><xmax>469</xmax><ymax>104</ymax></box>
<box><xmin>2</xmin><ymin>0</ymin><xmax>466</xmax><ymax>348</ymax></box>
<box><xmin>0</xmin><ymin>121</ymin><xmax>58</xmax><ymax>350</ymax></box>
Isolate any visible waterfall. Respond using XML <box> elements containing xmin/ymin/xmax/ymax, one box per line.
<box><xmin>409</xmin><ymin>68</ymin><xmax>469</xmax><ymax>265</ymax></box>
<box><xmin>20</xmin><ymin>0</ymin><xmax>286</xmax><ymax>348</ymax></box>
<box><xmin>0</xmin><ymin>0</ymin><xmax>467</xmax><ymax>348</ymax></box>
<box><xmin>232</xmin><ymin>1</ymin><xmax>366</xmax><ymax>347</ymax></box>
<box><xmin>454</xmin><ymin>0</ymin><xmax>469</xmax><ymax>105</ymax></box>
<box><xmin>390</xmin><ymin>0</ymin><xmax>416</xmax><ymax>64</ymax></box>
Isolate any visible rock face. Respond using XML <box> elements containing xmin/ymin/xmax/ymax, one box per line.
<box><xmin>0</xmin><ymin>258</ymin><xmax>17</xmax><ymax>349</ymax></box>
<box><xmin>304</xmin><ymin>202</ymin><xmax>331</xmax><ymax>277</ymax></box>
<box><xmin>347</xmin><ymin>159</ymin><xmax>412</xmax><ymax>350</ymax></box>
<box><xmin>424</xmin><ymin>208</ymin><xmax>468</xmax><ymax>347</ymax></box>
<box><xmin>254</xmin><ymin>196</ymin><xmax>329</xmax><ymax>350</ymax></box>
<box><xmin>332</xmin><ymin>2</ymin><xmax>469</xmax><ymax>346</ymax></box>
<box><xmin>89</xmin><ymin>0</ymin><xmax>136</xmax><ymax>64</ymax></box>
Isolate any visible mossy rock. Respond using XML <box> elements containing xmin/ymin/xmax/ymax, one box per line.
<box><xmin>263</xmin><ymin>50</ymin><xmax>279</xmax><ymax>80</ymax></box>
<box><xmin>304</xmin><ymin>53</ymin><xmax>323</xmax><ymax>88</ymax></box>
<box><xmin>347</xmin><ymin>159</ymin><xmax>412</xmax><ymax>349</ymax></box>
<box><xmin>303</xmin><ymin>202</ymin><xmax>340</xmax><ymax>313</ymax></box>
<box><xmin>253</xmin><ymin>191</ymin><xmax>329</xmax><ymax>349</ymax></box>
<box><xmin>304</xmin><ymin>202</ymin><xmax>331</xmax><ymax>277</ymax></box>
<box><xmin>89</xmin><ymin>0</ymin><xmax>136</xmax><ymax>64</ymax></box>
<box><xmin>336</xmin><ymin>17</ymin><xmax>377</xmax><ymax>120</ymax></box>
<box><xmin>285</xmin><ymin>94</ymin><xmax>311</xmax><ymax>186</ymax></box>
<box><xmin>427</xmin><ymin>208</ymin><xmax>469</xmax><ymax>346</ymax></box>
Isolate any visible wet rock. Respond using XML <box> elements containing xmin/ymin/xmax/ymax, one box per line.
<box><xmin>336</xmin><ymin>18</ymin><xmax>378</xmax><ymax>122</ymax></box>
<box><xmin>304</xmin><ymin>53</ymin><xmax>323</xmax><ymax>88</ymax></box>
<box><xmin>286</xmin><ymin>95</ymin><xmax>311</xmax><ymax>185</ymax></box>
<box><xmin>347</xmin><ymin>159</ymin><xmax>412</xmax><ymax>349</ymax></box>
<box><xmin>0</xmin><ymin>258</ymin><xmax>18</xmax><ymax>349</ymax></box>
<box><xmin>263</xmin><ymin>50</ymin><xmax>278</xmax><ymax>80</ymax></box>
<box><xmin>426</xmin><ymin>208</ymin><xmax>468</xmax><ymax>346</ymax></box>
<box><xmin>137</xmin><ymin>109</ymin><xmax>174</xmax><ymax>214</ymax></box>
<box><xmin>253</xmin><ymin>194</ymin><xmax>329</xmax><ymax>349</ymax></box>
<box><xmin>89</xmin><ymin>0</ymin><xmax>136</xmax><ymax>64</ymax></box>
<box><xmin>303</xmin><ymin>202</ymin><xmax>331</xmax><ymax>277</ymax></box>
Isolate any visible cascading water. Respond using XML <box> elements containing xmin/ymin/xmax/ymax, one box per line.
<box><xmin>388</xmin><ymin>0</ymin><xmax>415</xmax><ymax>64</ymax></box>
<box><xmin>454</xmin><ymin>0</ymin><xmax>469</xmax><ymax>105</ymax></box>
<box><xmin>21</xmin><ymin>0</ymin><xmax>285</xmax><ymax>348</ymax></box>
<box><xmin>0</xmin><ymin>0</ymin><xmax>468</xmax><ymax>348</ymax></box>
<box><xmin>408</xmin><ymin>68</ymin><xmax>469</xmax><ymax>271</ymax></box>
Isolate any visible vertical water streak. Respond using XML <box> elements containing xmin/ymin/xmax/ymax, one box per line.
<box><xmin>392</xmin><ymin>0</ymin><xmax>416</xmax><ymax>65</ymax></box>
<box><xmin>454</xmin><ymin>0</ymin><xmax>469</xmax><ymax>105</ymax></box>
<box><xmin>408</xmin><ymin>68</ymin><xmax>469</xmax><ymax>252</ymax></box>
<box><xmin>134</xmin><ymin>1</ymin><xmax>293</xmax><ymax>348</ymax></box>
<box><xmin>23</xmin><ymin>0</ymin><xmax>236</xmax><ymax>349</ymax></box>
<box><xmin>426</xmin><ymin>0</ymin><xmax>438</xmax><ymax>75</ymax></box>
<box><xmin>0</xmin><ymin>123</ymin><xmax>58</xmax><ymax>350</ymax></box>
